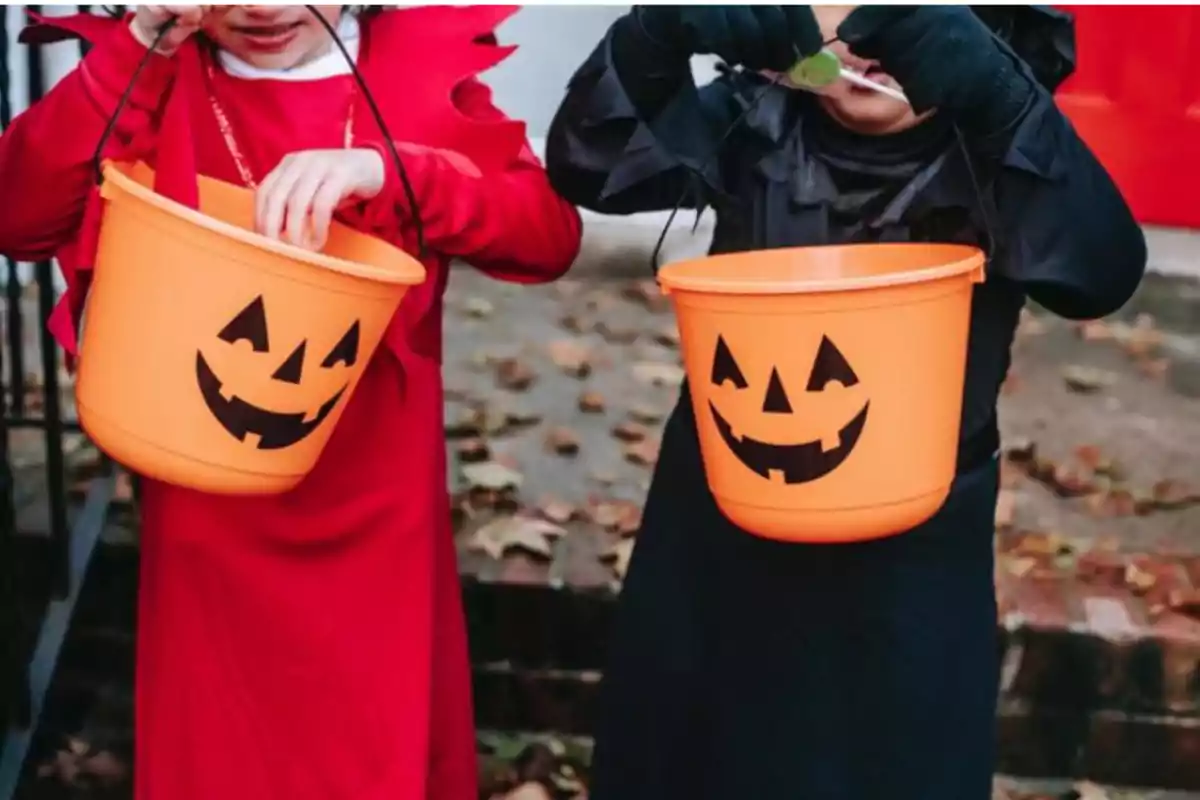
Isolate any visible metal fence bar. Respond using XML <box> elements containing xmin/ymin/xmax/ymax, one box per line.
<box><xmin>0</xmin><ymin>470</ymin><xmax>116</xmax><ymax>800</ymax></box>
<box><xmin>0</xmin><ymin>7</ymin><xmax>118</xmax><ymax>797</ymax></box>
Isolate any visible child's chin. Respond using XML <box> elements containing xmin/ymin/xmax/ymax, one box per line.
<box><xmin>824</xmin><ymin>98</ymin><xmax>922</xmax><ymax>135</ymax></box>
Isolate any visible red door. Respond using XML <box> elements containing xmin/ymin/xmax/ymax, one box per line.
<box><xmin>1056</xmin><ymin>6</ymin><xmax>1200</xmax><ymax>228</ymax></box>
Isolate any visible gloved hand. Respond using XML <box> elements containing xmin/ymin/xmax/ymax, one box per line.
<box><xmin>837</xmin><ymin>6</ymin><xmax>1036</xmax><ymax>134</ymax></box>
<box><xmin>635</xmin><ymin>5</ymin><xmax>823</xmax><ymax>73</ymax></box>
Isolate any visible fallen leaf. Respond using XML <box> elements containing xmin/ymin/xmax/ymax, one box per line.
<box><xmin>1125</xmin><ymin>561</ymin><xmax>1158</xmax><ymax>594</ymax></box>
<box><xmin>1153</xmin><ymin>479</ymin><xmax>1197</xmax><ymax>509</ymax></box>
<box><xmin>589</xmin><ymin>470</ymin><xmax>617</xmax><ymax>486</ymax></box>
<box><xmin>469</xmin><ymin>516</ymin><xmax>566</xmax><ymax>561</ymax></box>
<box><xmin>588</xmin><ymin>499</ymin><xmax>642</xmax><ymax>536</ymax></box>
<box><xmin>623</xmin><ymin>437</ymin><xmax>661</xmax><ymax>468</ymax></box>
<box><xmin>602</xmin><ymin>538</ymin><xmax>635</xmax><ymax>579</ymax></box>
<box><xmin>545</xmin><ymin>426</ymin><xmax>581</xmax><ymax>457</ymax></box>
<box><xmin>501</xmin><ymin>403</ymin><xmax>543</xmax><ymax>428</ymax></box>
<box><xmin>578</xmin><ymin>391</ymin><xmax>606</xmax><ymax>414</ymax></box>
<box><xmin>621</xmin><ymin>279</ymin><xmax>668</xmax><ymax>311</ymax></box>
<box><xmin>652</xmin><ymin>325</ymin><xmax>680</xmax><ymax>348</ymax></box>
<box><xmin>628</xmin><ymin>403</ymin><xmax>664</xmax><ymax>424</ymax></box>
<box><xmin>559</xmin><ymin>313</ymin><xmax>586</xmax><ymax>334</ymax></box>
<box><xmin>463</xmin><ymin>296</ymin><xmax>494</xmax><ymax>318</ymax></box>
<box><xmin>1061</xmin><ymin>364</ymin><xmax>1116</xmax><ymax>394</ymax></box>
<box><xmin>548</xmin><ymin>340</ymin><xmax>592</xmax><ymax>378</ymax></box>
<box><xmin>595</xmin><ymin>321</ymin><xmax>639</xmax><ymax>345</ymax></box>
<box><xmin>496</xmin><ymin>358</ymin><xmax>537</xmax><ymax>392</ymax></box>
<box><xmin>463</xmin><ymin>462</ymin><xmax>523</xmax><ymax>492</ymax></box>
<box><xmin>455</xmin><ymin>438</ymin><xmax>491</xmax><ymax>463</ymax></box>
<box><xmin>994</xmin><ymin>489</ymin><xmax>1017</xmax><ymax>529</ymax></box>
<box><xmin>611</xmin><ymin>421</ymin><xmax>650</xmax><ymax>443</ymax></box>
<box><xmin>537</xmin><ymin>496</ymin><xmax>578</xmax><ymax>525</ymax></box>
<box><xmin>1076</xmin><ymin>550</ymin><xmax>1127</xmax><ymax>587</ymax></box>
<box><xmin>1167</xmin><ymin>588</ymin><xmax>1200</xmax><ymax>619</ymax></box>
<box><xmin>632</xmin><ymin>361</ymin><xmax>685</xmax><ymax>388</ymax></box>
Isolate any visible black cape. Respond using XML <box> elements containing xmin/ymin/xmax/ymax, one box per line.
<box><xmin>546</xmin><ymin>9</ymin><xmax>1146</xmax><ymax>800</ymax></box>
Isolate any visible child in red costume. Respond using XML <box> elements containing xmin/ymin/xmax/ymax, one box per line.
<box><xmin>0</xmin><ymin>5</ymin><xmax>581</xmax><ymax>799</ymax></box>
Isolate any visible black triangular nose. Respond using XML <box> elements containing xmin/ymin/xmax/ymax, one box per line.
<box><xmin>762</xmin><ymin>368</ymin><xmax>792</xmax><ymax>414</ymax></box>
<box><xmin>272</xmin><ymin>341</ymin><xmax>306</xmax><ymax>384</ymax></box>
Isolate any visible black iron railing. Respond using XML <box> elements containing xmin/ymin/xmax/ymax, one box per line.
<box><xmin>0</xmin><ymin>7</ymin><xmax>118</xmax><ymax>798</ymax></box>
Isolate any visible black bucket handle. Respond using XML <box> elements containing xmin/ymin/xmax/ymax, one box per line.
<box><xmin>91</xmin><ymin>7</ymin><xmax>426</xmax><ymax>259</ymax></box>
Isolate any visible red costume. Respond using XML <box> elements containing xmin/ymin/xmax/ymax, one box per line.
<box><xmin>0</xmin><ymin>8</ymin><xmax>581</xmax><ymax>799</ymax></box>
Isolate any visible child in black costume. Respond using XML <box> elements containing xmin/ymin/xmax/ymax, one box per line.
<box><xmin>546</xmin><ymin>6</ymin><xmax>1146</xmax><ymax>800</ymax></box>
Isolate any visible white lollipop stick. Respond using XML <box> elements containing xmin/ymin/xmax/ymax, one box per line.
<box><xmin>838</xmin><ymin>68</ymin><xmax>910</xmax><ymax>104</ymax></box>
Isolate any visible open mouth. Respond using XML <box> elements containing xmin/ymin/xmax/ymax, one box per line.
<box><xmin>196</xmin><ymin>352</ymin><xmax>345</xmax><ymax>450</ymax></box>
<box><xmin>709</xmin><ymin>401</ymin><xmax>869</xmax><ymax>484</ymax></box>
<box><xmin>233</xmin><ymin>21</ymin><xmax>302</xmax><ymax>49</ymax></box>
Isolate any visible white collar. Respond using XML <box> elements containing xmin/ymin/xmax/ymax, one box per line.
<box><xmin>216</xmin><ymin>14</ymin><xmax>360</xmax><ymax>81</ymax></box>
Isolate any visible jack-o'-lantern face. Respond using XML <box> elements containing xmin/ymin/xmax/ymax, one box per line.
<box><xmin>195</xmin><ymin>295</ymin><xmax>359</xmax><ymax>450</ymax></box>
<box><xmin>708</xmin><ymin>334</ymin><xmax>869</xmax><ymax>484</ymax></box>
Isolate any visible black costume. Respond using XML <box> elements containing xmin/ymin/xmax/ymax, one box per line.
<box><xmin>546</xmin><ymin>7</ymin><xmax>1146</xmax><ymax>800</ymax></box>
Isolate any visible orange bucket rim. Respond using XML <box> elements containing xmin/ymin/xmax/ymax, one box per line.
<box><xmin>657</xmin><ymin>243</ymin><xmax>985</xmax><ymax>296</ymax></box>
<box><xmin>101</xmin><ymin>160</ymin><xmax>426</xmax><ymax>286</ymax></box>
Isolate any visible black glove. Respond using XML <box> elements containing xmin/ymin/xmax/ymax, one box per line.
<box><xmin>837</xmin><ymin>6</ymin><xmax>1036</xmax><ymax>136</ymax></box>
<box><xmin>636</xmin><ymin>5</ymin><xmax>823</xmax><ymax>72</ymax></box>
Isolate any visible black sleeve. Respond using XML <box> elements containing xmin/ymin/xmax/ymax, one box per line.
<box><xmin>544</xmin><ymin>19</ymin><xmax>740</xmax><ymax>216</ymax></box>
<box><xmin>991</xmin><ymin>90</ymin><xmax>1147</xmax><ymax>320</ymax></box>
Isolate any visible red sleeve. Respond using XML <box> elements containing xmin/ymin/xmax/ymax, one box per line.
<box><xmin>0</xmin><ymin>18</ymin><xmax>173</xmax><ymax>262</ymax></box>
<box><xmin>361</xmin><ymin>79</ymin><xmax>582</xmax><ymax>284</ymax></box>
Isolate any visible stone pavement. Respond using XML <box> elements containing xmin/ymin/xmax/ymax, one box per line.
<box><xmin>7</xmin><ymin>257</ymin><xmax>1200</xmax><ymax>796</ymax></box>
<box><xmin>440</xmin><ymin>263</ymin><xmax>1200</xmax><ymax>790</ymax></box>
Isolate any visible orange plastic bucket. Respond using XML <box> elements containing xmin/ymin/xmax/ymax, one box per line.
<box><xmin>658</xmin><ymin>243</ymin><xmax>985</xmax><ymax>544</ymax></box>
<box><xmin>75</xmin><ymin>161</ymin><xmax>426</xmax><ymax>496</ymax></box>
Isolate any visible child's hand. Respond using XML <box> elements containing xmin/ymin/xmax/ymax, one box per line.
<box><xmin>255</xmin><ymin>148</ymin><xmax>387</xmax><ymax>251</ymax></box>
<box><xmin>130</xmin><ymin>6</ymin><xmax>210</xmax><ymax>55</ymax></box>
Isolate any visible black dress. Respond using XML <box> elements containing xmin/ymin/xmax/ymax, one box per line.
<box><xmin>545</xmin><ymin>10</ymin><xmax>1146</xmax><ymax>800</ymax></box>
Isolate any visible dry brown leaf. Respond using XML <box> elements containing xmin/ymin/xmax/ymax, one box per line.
<box><xmin>623</xmin><ymin>437</ymin><xmax>661</xmax><ymax>468</ymax></box>
<box><xmin>595</xmin><ymin>321</ymin><xmax>639</xmax><ymax>345</ymax></box>
<box><xmin>578</xmin><ymin>391</ymin><xmax>606</xmax><ymax>414</ymax></box>
<box><xmin>1061</xmin><ymin>364</ymin><xmax>1116</xmax><ymax>394</ymax></box>
<box><xmin>496</xmin><ymin>358</ymin><xmax>537</xmax><ymax>392</ymax></box>
<box><xmin>621</xmin><ymin>279</ymin><xmax>668</xmax><ymax>311</ymax></box>
<box><xmin>628</xmin><ymin>403</ymin><xmax>664</xmax><ymax>424</ymax></box>
<box><xmin>462</xmin><ymin>462</ymin><xmax>523</xmax><ymax>492</ymax></box>
<box><xmin>469</xmin><ymin>516</ymin><xmax>566</xmax><ymax>561</ymax></box>
<box><xmin>611</xmin><ymin>421</ymin><xmax>650</xmax><ymax>443</ymax></box>
<box><xmin>1124</xmin><ymin>561</ymin><xmax>1158</xmax><ymax>594</ymax></box>
<box><xmin>603</xmin><ymin>538</ymin><xmax>635</xmax><ymax>579</ymax></box>
<box><xmin>538</xmin><ymin>496</ymin><xmax>578</xmax><ymax>525</ymax></box>
<box><xmin>1003</xmin><ymin>556</ymin><xmax>1037</xmax><ymax>579</ymax></box>
<box><xmin>548</xmin><ymin>340</ymin><xmax>592</xmax><ymax>378</ymax></box>
<box><xmin>501</xmin><ymin>403</ymin><xmax>543</xmax><ymax>428</ymax></box>
<box><xmin>455</xmin><ymin>438</ymin><xmax>491</xmax><ymax>464</ymax></box>
<box><xmin>632</xmin><ymin>361</ymin><xmax>685</xmax><ymax>388</ymax></box>
<box><xmin>1153</xmin><ymin>479</ymin><xmax>1198</xmax><ymax>509</ymax></box>
<box><xmin>589</xmin><ymin>470</ymin><xmax>617</xmax><ymax>486</ymax></box>
<box><xmin>559</xmin><ymin>313</ymin><xmax>586</xmax><ymax>334</ymax></box>
<box><xmin>652</xmin><ymin>325</ymin><xmax>680</xmax><ymax>348</ymax></box>
<box><xmin>545</xmin><ymin>426</ymin><xmax>581</xmax><ymax>457</ymax></box>
<box><xmin>588</xmin><ymin>499</ymin><xmax>642</xmax><ymax>536</ymax></box>
<box><xmin>994</xmin><ymin>489</ymin><xmax>1017</xmax><ymax>529</ymax></box>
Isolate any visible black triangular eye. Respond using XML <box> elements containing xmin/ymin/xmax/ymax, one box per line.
<box><xmin>762</xmin><ymin>368</ymin><xmax>793</xmax><ymax>413</ymax></box>
<box><xmin>711</xmin><ymin>335</ymin><xmax>747</xmax><ymax>389</ymax></box>
<box><xmin>272</xmin><ymin>341</ymin><xmax>306</xmax><ymax>384</ymax></box>
<box><xmin>321</xmin><ymin>321</ymin><xmax>360</xmax><ymax>368</ymax></box>
<box><xmin>806</xmin><ymin>336</ymin><xmax>858</xmax><ymax>391</ymax></box>
<box><xmin>219</xmin><ymin>296</ymin><xmax>270</xmax><ymax>353</ymax></box>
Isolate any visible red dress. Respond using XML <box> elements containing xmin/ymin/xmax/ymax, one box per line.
<box><xmin>0</xmin><ymin>9</ymin><xmax>581</xmax><ymax>800</ymax></box>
